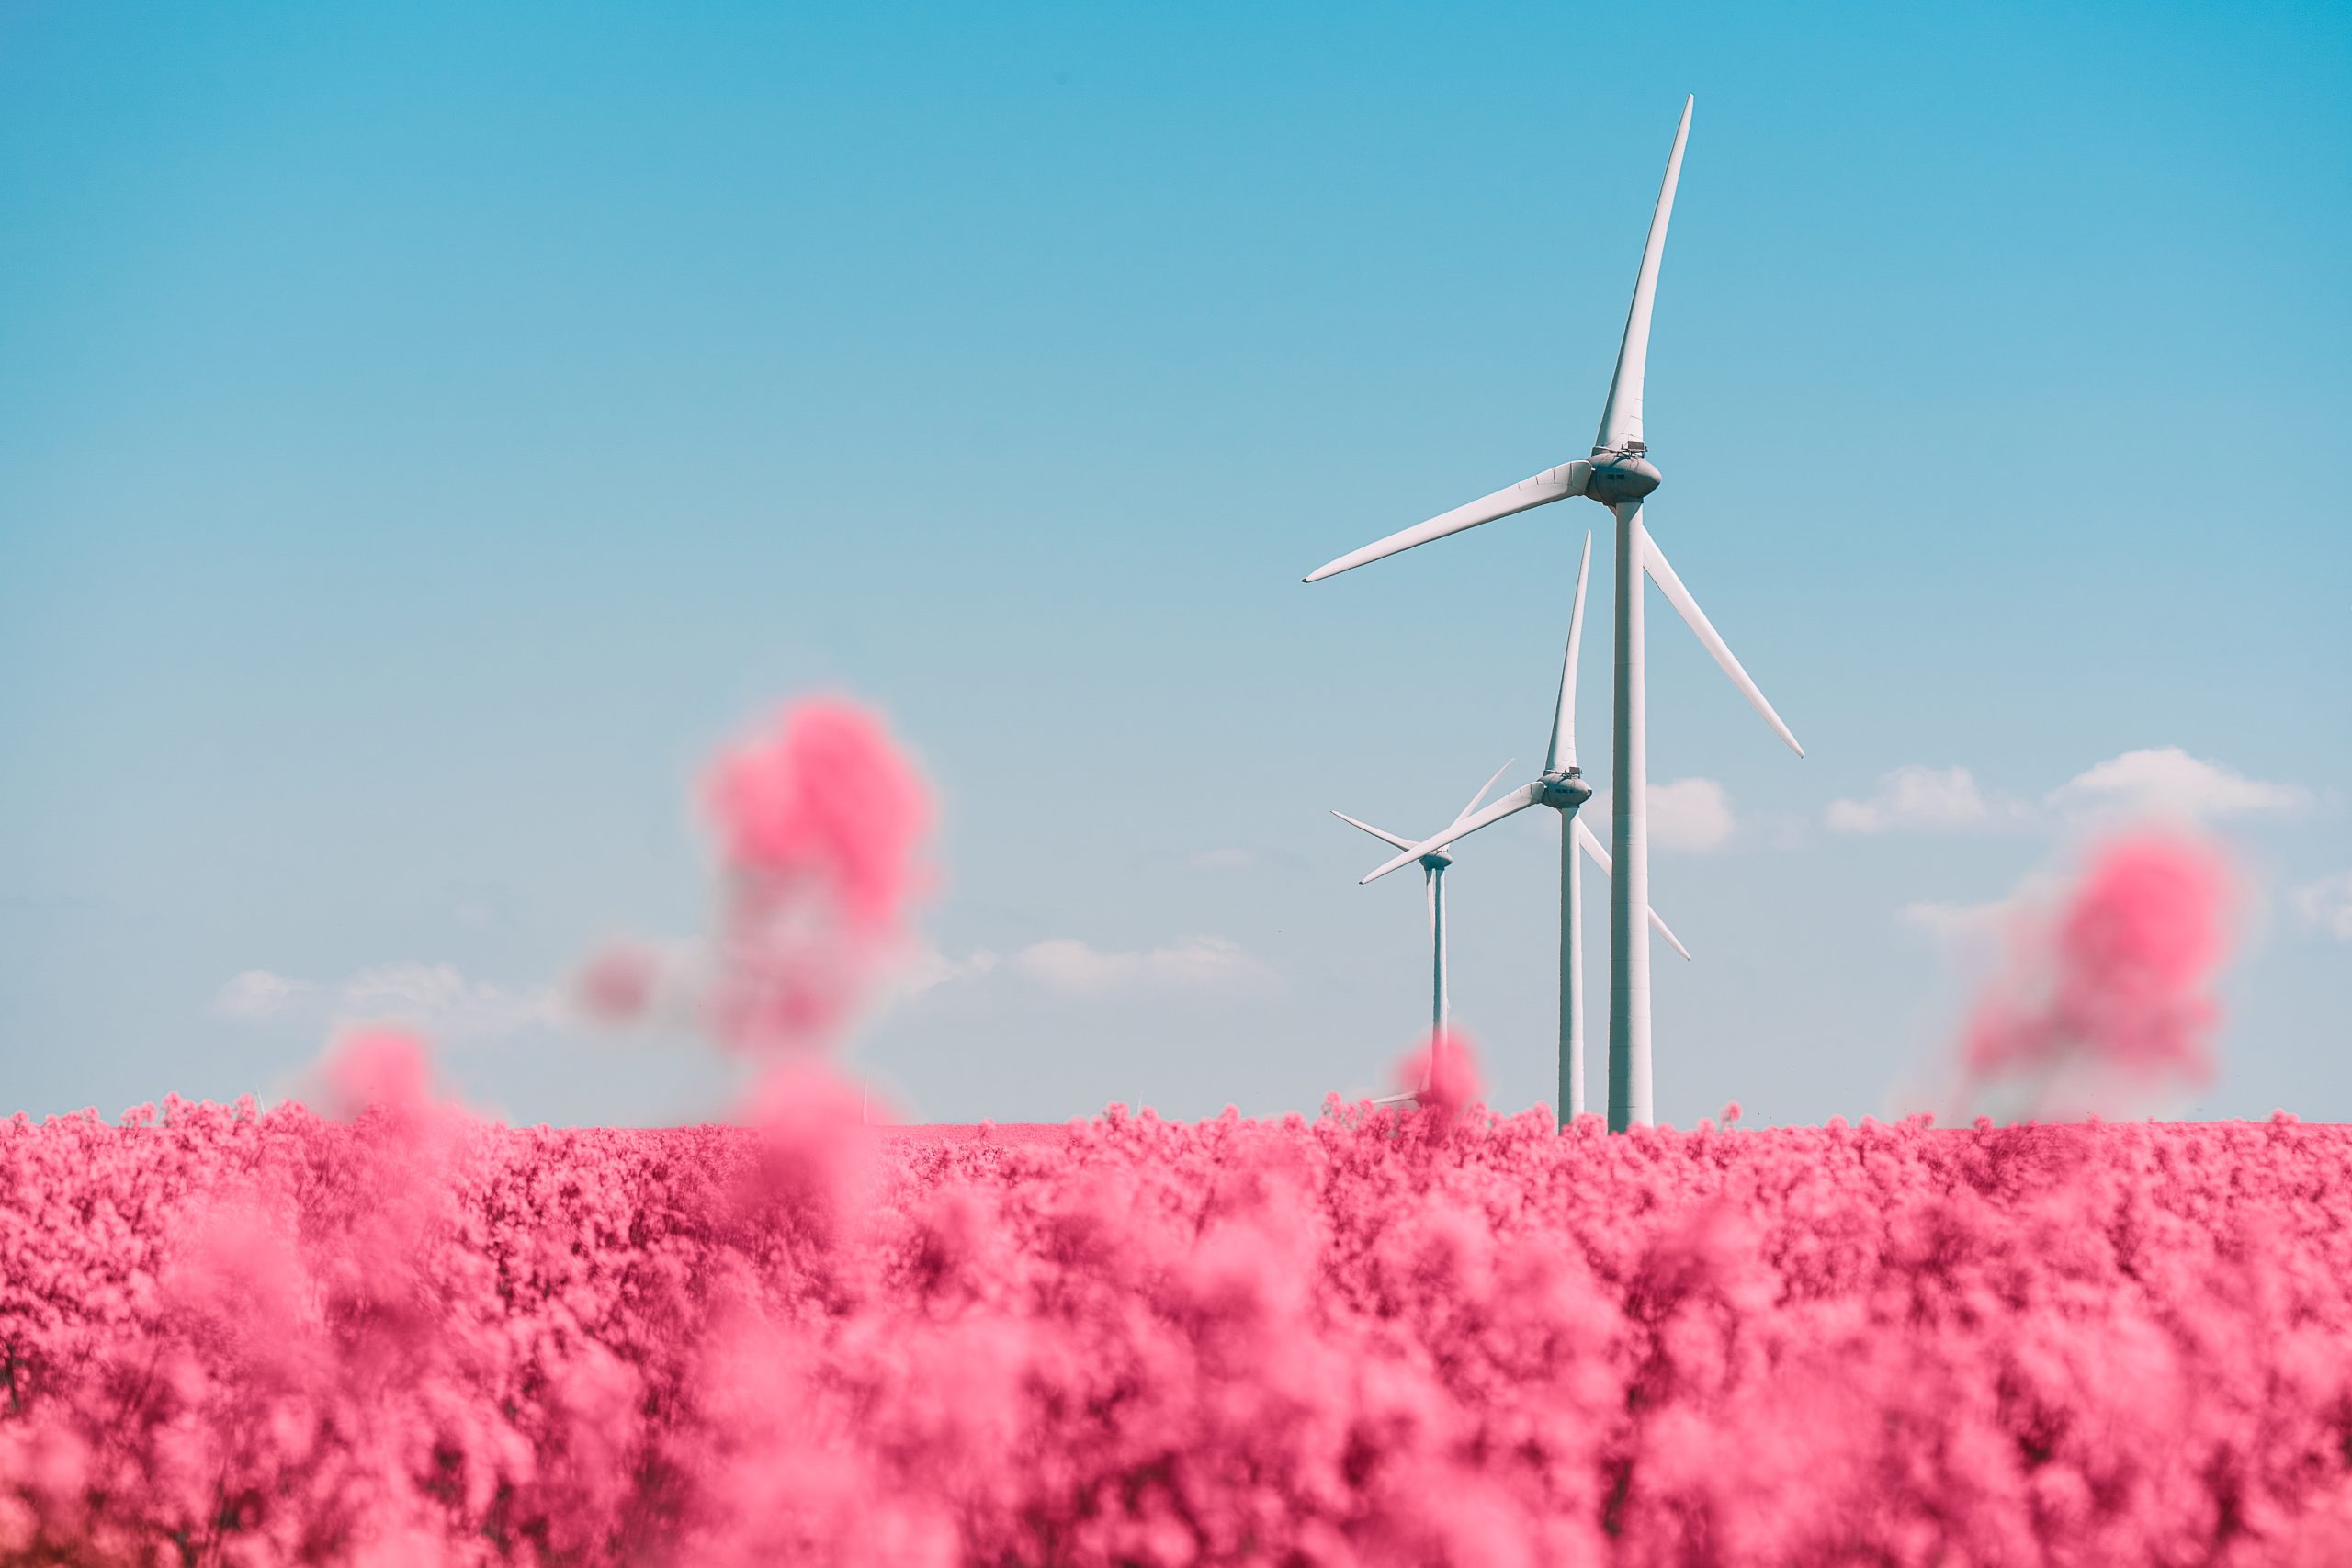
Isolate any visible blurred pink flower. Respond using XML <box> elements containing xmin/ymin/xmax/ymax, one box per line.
<box><xmin>575</xmin><ymin>943</ymin><xmax>660</xmax><ymax>1023</ymax></box>
<box><xmin>702</xmin><ymin>698</ymin><xmax>933</xmax><ymax>1054</ymax></box>
<box><xmin>321</xmin><ymin>1028</ymin><xmax>434</xmax><ymax>1115</ymax></box>
<box><xmin>705</xmin><ymin>696</ymin><xmax>931</xmax><ymax>933</ymax></box>
<box><xmin>1394</xmin><ymin>1028</ymin><xmax>1485</xmax><ymax>1122</ymax></box>
<box><xmin>1965</xmin><ymin>829</ymin><xmax>2234</xmax><ymax>1089</ymax></box>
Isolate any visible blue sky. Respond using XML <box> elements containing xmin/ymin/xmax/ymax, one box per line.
<box><xmin>4</xmin><ymin>0</ymin><xmax>2347</xmax><ymax>1128</ymax></box>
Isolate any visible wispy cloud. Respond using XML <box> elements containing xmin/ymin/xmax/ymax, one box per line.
<box><xmin>1010</xmin><ymin>936</ymin><xmax>1271</xmax><ymax>995</ymax></box>
<box><xmin>893</xmin><ymin>942</ymin><xmax>1001</xmax><ymax>999</ymax></box>
<box><xmin>1827</xmin><ymin>750</ymin><xmax>2312</xmax><ymax>838</ymax></box>
<box><xmin>1897</xmin><ymin>897</ymin><xmax>2017</xmax><ymax>945</ymax></box>
<box><xmin>1588</xmin><ymin>778</ymin><xmax>1736</xmax><ymax>852</ymax></box>
<box><xmin>848</xmin><ymin>933</ymin><xmax>1279</xmax><ymax>1009</ymax></box>
<box><xmin>212</xmin><ymin>963</ymin><xmax>555</xmax><ymax>1042</ymax></box>
<box><xmin>1828</xmin><ymin>765</ymin><xmax>2027</xmax><ymax>835</ymax></box>
<box><xmin>213</xmin><ymin>969</ymin><xmax>320</xmax><ymax>1020</ymax></box>
<box><xmin>339</xmin><ymin>963</ymin><xmax>555</xmax><ymax>1039</ymax></box>
<box><xmin>2292</xmin><ymin>873</ymin><xmax>2352</xmax><ymax>942</ymax></box>
<box><xmin>2048</xmin><ymin>747</ymin><xmax>2312</xmax><ymax>824</ymax></box>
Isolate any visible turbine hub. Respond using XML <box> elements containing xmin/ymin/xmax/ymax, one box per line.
<box><xmin>1419</xmin><ymin>849</ymin><xmax>1453</xmax><ymax>871</ymax></box>
<box><xmin>1538</xmin><ymin>768</ymin><xmax>1592</xmax><ymax>809</ymax></box>
<box><xmin>1584</xmin><ymin>454</ymin><xmax>1661</xmax><ymax>507</ymax></box>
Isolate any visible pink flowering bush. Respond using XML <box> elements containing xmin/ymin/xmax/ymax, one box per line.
<box><xmin>5</xmin><ymin>1094</ymin><xmax>2352</xmax><ymax>1565</ymax></box>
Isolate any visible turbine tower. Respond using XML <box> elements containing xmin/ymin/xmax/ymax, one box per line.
<box><xmin>1302</xmin><ymin>96</ymin><xmax>1801</xmax><ymax>1129</ymax></box>
<box><xmin>1353</xmin><ymin>533</ymin><xmax>1690</xmax><ymax>1120</ymax></box>
<box><xmin>1331</xmin><ymin>758</ymin><xmax>1513</xmax><ymax>1101</ymax></box>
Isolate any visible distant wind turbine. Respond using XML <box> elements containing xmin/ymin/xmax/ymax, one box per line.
<box><xmin>1332</xmin><ymin>758</ymin><xmax>1513</xmax><ymax>1104</ymax></box>
<box><xmin>1305</xmin><ymin>96</ymin><xmax>1801</xmax><ymax>1130</ymax></box>
<box><xmin>1354</xmin><ymin>532</ymin><xmax>1690</xmax><ymax>1120</ymax></box>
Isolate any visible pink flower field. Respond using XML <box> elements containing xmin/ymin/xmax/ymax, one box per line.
<box><xmin>5</xmin><ymin>1089</ymin><xmax>2352</xmax><ymax>1566</ymax></box>
<box><xmin>2</xmin><ymin>701</ymin><xmax>2316</xmax><ymax>1565</ymax></box>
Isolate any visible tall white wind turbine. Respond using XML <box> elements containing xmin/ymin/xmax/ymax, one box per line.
<box><xmin>1331</xmin><ymin>759</ymin><xmax>1513</xmax><ymax>1102</ymax></box>
<box><xmin>1303</xmin><ymin>96</ymin><xmax>1802</xmax><ymax>1130</ymax></box>
<box><xmin>1354</xmin><ymin>532</ymin><xmax>1691</xmax><ymax>1120</ymax></box>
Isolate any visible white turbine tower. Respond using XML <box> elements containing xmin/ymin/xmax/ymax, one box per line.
<box><xmin>1331</xmin><ymin>758</ymin><xmax>1513</xmax><ymax>1103</ymax></box>
<box><xmin>1354</xmin><ymin>532</ymin><xmax>1691</xmax><ymax>1120</ymax></box>
<box><xmin>1303</xmin><ymin>96</ymin><xmax>1802</xmax><ymax>1130</ymax></box>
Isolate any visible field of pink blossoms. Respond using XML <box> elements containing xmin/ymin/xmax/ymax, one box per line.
<box><xmin>6</xmin><ymin>1092</ymin><xmax>2352</xmax><ymax>1566</ymax></box>
<box><xmin>5</xmin><ymin>698</ymin><xmax>2324</xmax><ymax>1564</ymax></box>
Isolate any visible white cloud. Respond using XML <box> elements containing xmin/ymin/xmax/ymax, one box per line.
<box><xmin>1589</xmin><ymin>778</ymin><xmax>1736</xmax><ymax>852</ymax></box>
<box><xmin>212</xmin><ymin>962</ymin><xmax>554</xmax><ymax>1041</ymax></box>
<box><xmin>883</xmin><ymin>934</ymin><xmax>1271</xmax><ymax>1003</ymax></box>
<box><xmin>1897</xmin><ymin>898</ymin><xmax>2016</xmax><ymax>944</ymax></box>
<box><xmin>2049</xmin><ymin>747</ymin><xmax>2312</xmax><ymax>823</ymax></box>
<box><xmin>1011</xmin><ymin>936</ymin><xmax>1271</xmax><ymax>995</ymax></box>
<box><xmin>1187</xmin><ymin>847</ymin><xmax>1255</xmax><ymax>872</ymax></box>
<box><xmin>1822</xmin><ymin>750</ymin><xmax>2312</xmax><ymax>839</ymax></box>
<box><xmin>335</xmin><ymin>962</ymin><xmax>555</xmax><ymax>1040</ymax></box>
<box><xmin>1827</xmin><ymin>765</ymin><xmax>2024</xmax><ymax>835</ymax></box>
<box><xmin>212</xmin><ymin>969</ymin><xmax>319</xmax><ymax>1020</ymax></box>
<box><xmin>893</xmin><ymin>942</ymin><xmax>1001</xmax><ymax>999</ymax></box>
<box><xmin>2292</xmin><ymin>873</ymin><xmax>2352</xmax><ymax>942</ymax></box>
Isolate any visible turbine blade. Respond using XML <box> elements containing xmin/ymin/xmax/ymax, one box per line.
<box><xmin>1331</xmin><ymin>810</ymin><xmax>1415</xmax><ymax>852</ymax></box>
<box><xmin>1593</xmin><ymin>96</ymin><xmax>1693</xmax><ymax>457</ymax></box>
<box><xmin>1638</xmin><ymin>521</ymin><xmax>1805</xmax><ymax>758</ymax></box>
<box><xmin>1573</xmin><ymin>814</ymin><xmax>1613</xmax><ymax>874</ymax></box>
<box><xmin>1545</xmin><ymin>531</ymin><xmax>1595</xmax><ymax>773</ymax></box>
<box><xmin>1454</xmin><ymin>758</ymin><xmax>1517</xmax><ymax>826</ymax></box>
<box><xmin>1648</xmin><ymin>906</ymin><xmax>1694</xmax><ymax>963</ymax></box>
<box><xmin>1362</xmin><ymin>783</ymin><xmax>1542</xmax><ymax>884</ymax></box>
<box><xmin>1575</xmin><ymin>817</ymin><xmax>1693</xmax><ymax>959</ymax></box>
<box><xmin>1303</xmin><ymin>462</ymin><xmax>1591</xmax><ymax>582</ymax></box>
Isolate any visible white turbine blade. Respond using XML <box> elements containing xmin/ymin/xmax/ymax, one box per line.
<box><xmin>1362</xmin><ymin>783</ymin><xmax>1542</xmax><ymax>884</ymax></box>
<box><xmin>1573</xmin><ymin>813</ymin><xmax>1613</xmax><ymax>874</ymax></box>
<box><xmin>1302</xmin><ymin>462</ymin><xmax>1591</xmax><ymax>583</ymax></box>
<box><xmin>1454</xmin><ymin>758</ymin><xmax>1516</xmax><ymax>826</ymax></box>
<box><xmin>1648</xmin><ymin>907</ymin><xmax>1693</xmax><ymax>962</ymax></box>
<box><xmin>1638</xmin><ymin>524</ymin><xmax>1804</xmax><ymax>758</ymax></box>
<box><xmin>1575</xmin><ymin>817</ymin><xmax>1693</xmax><ymax>960</ymax></box>
<box><xmin>1331</xmin><ymin>810</ymin><xmax>1415</xmax><ymax>852</ymax></box>
<box><xmin>1544</xmin><ymin>530</ymin><xmax>1595</xmax><ymax>773</ymax></box>
<box><xmin>1593</xmin><ymin>96</ymin><xmax>1694</xmax><ymax>456</ymax></box>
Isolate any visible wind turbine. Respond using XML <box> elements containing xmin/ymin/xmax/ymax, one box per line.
<box><xmin>1353</xmin><ymin>532</ymin><xmax>1691</xmax><ymax>1120</ymax></box>
<box><xmin>1331</xmin><ymin>759</ymin><xmax>1513</xmax><ymax>1103</ymax></box>
<box><xmin>1303</xmin><ymin>96</ymin><xmax>1802</xmax><ymax>1130</ymax></box>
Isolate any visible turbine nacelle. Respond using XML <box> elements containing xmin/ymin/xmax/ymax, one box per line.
<box><xmin>1537</xmin><ymin>768</ymin><xmax>1593</xmax><ymax>810</ymax></box>
<box><xmin>1419</xmin><ymin>848</ymin><xmax>1454</xmax><ymax>871</ymax></box>
<box><xmin>1584</xmin><ymin>456</ymin><xmax>1661</xmax><ymax>508</ymax></box>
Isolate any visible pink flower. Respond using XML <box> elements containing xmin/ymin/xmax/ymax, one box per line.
<box><xmin>321</xmin><ymin>1028</ymin><xmax>434</xmax><ymax>1115</ymax></box>
<box><xmin>1965</xmin><ymin>829</ymin><xmax>2234</xmax><ymax>1091</ymax></box>
<box><xmin>704</xmin><ymin>697</ymin><xmax>931</xmax><ymax>933</ymax></box>
<box><xmin>701</xmin><ymin>698</ymin><xmax>933</xmax><ymax>1055</ymax></box>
